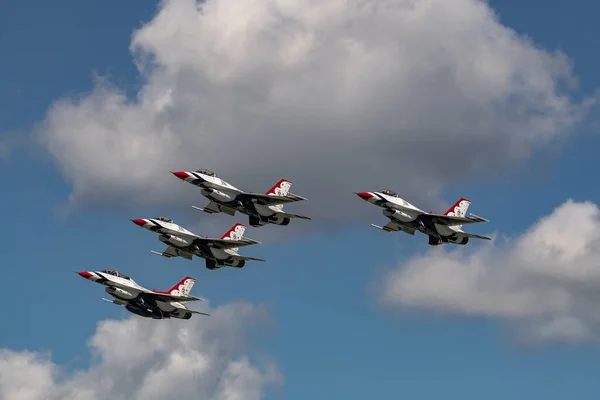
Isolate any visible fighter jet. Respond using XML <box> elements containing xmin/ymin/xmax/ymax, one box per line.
<box><xmin>131</xmin><ymin>217</ymin><xmax>265</xmax><ymax>270</ymax></box>
<box><xmin>356</xmin><ymin>190</ymin><xmax>491</xmax><ymax>246</ymax></box>
<box><xmin>77</xmin><ymin>269</ymin><xmax>209</xmax><ymax>319</ymax></box>
<box><xmin>170</xmin><ymin>169</ymin><xmax>311</xmax><ymax>227</ymax></box>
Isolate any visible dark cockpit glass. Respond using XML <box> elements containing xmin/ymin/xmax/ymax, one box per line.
<box><xmin>195</xmin><ymin>169</ymin><xmax>216</xmax><ymax>177</ymax></box>
<box><xmin>380</xmin><ymin>189</ymin><xmax>398</xmax><ymax>197</ymax></box>
<box><xmin>100</xmin><ymin>269</ymin><xmax>131</xmax><ymax>280</ymax></box>
<box><xmin>155</xmin><ymin>216</ymin><xmax>173</xmax><ymax>223</ymax></box>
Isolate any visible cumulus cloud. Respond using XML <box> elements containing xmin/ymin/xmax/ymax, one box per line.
<box><xmin>0</xmin><ymin>302</ymin><xmax>281</xmax><ymax>400</ymax></box>
<box><xmin>39</xmin><ymin>0</ymin><xmax>592</xmax><ymax>220</ymax></box>
<box><xmin>380</xmin><ymin>199</ymin><xmax>600</xmax><ymax>344</ymax></box>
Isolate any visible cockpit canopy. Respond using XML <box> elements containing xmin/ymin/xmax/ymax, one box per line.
<box><xmin>195</xmin><ymin>169</ymin><xmax>216</xmax><ymax>177</ymax></box>
<box><xmin>101</xmin><ymin>269</ymin><xmax>131</xmax><ymax>280</ymax></box>
<box><xmin>155</xmin><ymin>216</ymin><xmax>173</xmax><ymax>223</ymax></box>
<box><xmin>379</xmin><ymin>189</ymin><xmax>398</xmax><ymax>197</ymax></box>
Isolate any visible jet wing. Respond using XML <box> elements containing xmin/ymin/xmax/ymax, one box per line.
<box><xmin>420</xmin><ymin>212</ymin><xmax>488</xmax><ymax>226</ymax></box>
<box><xmin>193</xmin><ymin>237</ymin><xmax>261</xmax><ymax>249</ymax></box>
<box><xmin>371</xmin><ymin>221</ymin><xmax>416</xmax><ymax>235</ymax></box>
<box><xmin>141</xmin><ymin>291</ymin><xmax>205</xmax><ymax>303</ymax></box>
<box><xmin>238</xmin><ymin>192</ymin><xmax>307</xmax><ymax>206</ymax></box>
<box><xmin>151</xmin><ymin>246</ymin><xmax>194</xmax><ymax>260</ymax></box>
<box><xmin>192</xmin><ymin>201</ymin><xmax>236</xmax><ymax>216</ymax></box>
<box><xmin>280</xmin><ymin>212</ymin><xmax>312</xmax><ymax>220</ymax></box>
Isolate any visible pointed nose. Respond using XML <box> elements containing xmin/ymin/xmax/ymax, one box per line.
<box><xmin>171</xmin><ymin>171</ymin><xmax>190</xmax><ymax>180</ymax></box>
<box><xmin>355</xmin><ymin>192</ymin><xmax>374</xmax><ymax>201</ymax></box>
<box><xmin>131</xmin><ymin>218</ymin><xmax>147</xmax><ymax>227</ymax></box>
<box><xmin>77</xmin><ymin>271</ymin><xmax>93</xmax><ymax>279</ymax></box>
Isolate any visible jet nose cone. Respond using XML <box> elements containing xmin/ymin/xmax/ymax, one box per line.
<box><xmin>131</xmin><ymin>218</ymin><xmax>147</xmax><ymax>227</ymax></box>
<box><xmin>355</xmin><ymin>192</ymin><xmax>374</xmax><ymax>201</ymax></box>
<box><xmin>78</xmin><ymin>271</ymin><xmax>93</xmax><ymax>279</ymax></box>
<box><xmin>171</xmin><ymin>171</ymin><xmax>189</xmax><ymax>180</ymax></box>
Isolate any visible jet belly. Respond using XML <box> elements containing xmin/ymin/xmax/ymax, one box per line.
<box><xmin>208</xmin><ymin>247</ymin><xmax>233</xmax><ymax>260</ymax></box>
<box><xmin>156</xmin><ymin>300</ymin><xmax>183</xmax><ymax>312</ymax></box>
<box><xmin>255</xmin><ymin>204</ymin><xmax>276</xmax><ymax>217</ymax></box>
<box><xmin>434</xmin><ymin>223</ymin><xmax>460</xmax><ymax>237</ymax></box>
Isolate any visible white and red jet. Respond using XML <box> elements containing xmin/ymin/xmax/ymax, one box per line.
<box><xmin>131</xmin><ymin>217</ymin><xmax>265</xmax><ymax>270</ymax></box>
<box><xmin>356</xmin><ymin>190</ymin><xmax>491</xmax><ymax>246</ymax></box>
<box><xmin>77</xmin><ymin>269</ymin><xmax>209</xmax><ymax>319</ymax></box>
<box><xmin>171</xmin><ymin>169</ymin><xmax>311</xmax><ymax>227</ymax></box>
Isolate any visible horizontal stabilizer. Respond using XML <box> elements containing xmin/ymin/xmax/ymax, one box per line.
<box><xmin>468</xmin><ymin>213</ymin><xmax>488</xmax><ymax>223</ymax></box>
<box><xmin>281</xmin><ymin>212</ymin><xmax>312</xmax><ymax>220</ymax></box>
<box><xmin>461</xmin><ymin>231</ymin><xmax>492</xmax><ymax>240</ymax></box>
<box><xmin>189</xmin><ymin>309</ymin><xmax>210</xmax><ymax>316</ymax></box>
<box><xmin>233</xmin><ymin>255</ymin><xmax>266</xmax><ymax>262</ymax></box>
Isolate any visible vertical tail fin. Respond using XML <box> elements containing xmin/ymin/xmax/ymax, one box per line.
<box><xmin>444</xmin><ymin>198</ymin><xmax>471</xmax><ymax>217</ymax></box>
<box><xmin>266</xmin><ymin>179</ymin><xmax>292</xmax><ymax>196</ymax></box>
<box><xmin>444</xmin><ymin>197</ymin><xmax>471</xmax><ymax>229</ymax></box>
<box><xmin>157</xmin><ymin>276</ymin><xmax>196</xmax><ymax>296</ymax></box>
<box><xmin>220</xmin><ymin>223</ymin><xmax>247</xmax><ymax>240</ymax></box>
<box><xmin>266</xmin><ymin>179</ymin><xmax>292</xmax><ymax>212</ymax></box>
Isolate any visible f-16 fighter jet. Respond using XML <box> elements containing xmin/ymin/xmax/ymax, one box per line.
<box><xmin>77</xmin><ymin>269</ymin><xmax>209</xmax><ymax>319</ymax></box>
<box><xmin>356</xmin><ymin>190</ymin><xmax>491</xmax><ymax>246</ymax></box>
<box><xmin>170</xmin><ymin>169</ymin><xmax>311</xmax><ymax>227</ymax></box>
<box><xmin>131</xmin><ymin>217</ymin><xmax>265</xmax><ymax>270</ymax></box>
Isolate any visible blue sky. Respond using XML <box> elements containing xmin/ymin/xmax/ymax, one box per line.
<box><xmin>2</xmin><ymin>0</ymin><xmax>600</xmax><ymax>399</ymax></box>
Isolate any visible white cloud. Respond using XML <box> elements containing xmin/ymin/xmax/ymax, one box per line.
<box><xmin>380</xmin><ymin>199</ymin><xmax>600</xmax><ymax>344</ymax></box>
<box><xmin>0</xmin><ymin>302</ymin><xmax>281</xmax><ymax>400</ymax></box>
<box><xmin>38</xmin><ymin>0</ymin><xmax>592</xmax><ymax>220</ymax></box>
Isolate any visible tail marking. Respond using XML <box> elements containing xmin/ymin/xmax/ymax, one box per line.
<box><xmin>444</xmin><ymin>198</ymin><xmax>471</xmax><ymax>218</ymax></box>
<box><xmin>221</xmin><ymin>223</ymin><xmax>246</xmax><ymax>240</ymax></box>
<box><xmin>266</xmin><ymin>179</ymin><xmax>292</xmax><ymax>196</ymax></box>
<box><xmin>155</xmin><ymin>276</ymin><xmax>196</xmax><ymax>296</ymax></box>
